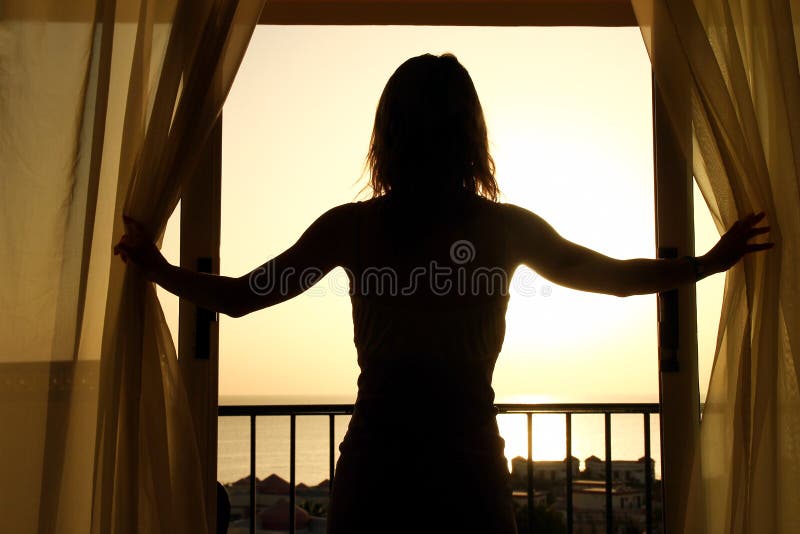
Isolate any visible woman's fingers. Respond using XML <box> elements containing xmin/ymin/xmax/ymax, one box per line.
<box><xmin>114</xmin><ymin>219</ymin><xmax>162</xmax><ymax>273</ymax></box>
<box><xmin>747</xmin><ymin>226</ymin><xmax>770</xmax><ymax>236</ymax></box>
<box><xmin>114</xmin><ymin>232</ymin><xmax>138</xmax><ymax>265</ymax></box>
<box><xmin>706</xmin><ymin>212</ymin><xmax>773</xmax><ymax>271</ymax></box>
<box><xmin>746</xmin><ymin>242</ymin><xmax>774</xmax><ymax>252</ymax></box>
<box><xmin>735</xmin><ymin>212</ymin><xmax>765</xmax><ymax>228</ymax></box>
<box><xmin>113</xmin><ymin>243</ymin><xmax>129</xmax><ymax>263</ymax></box>
<box><xmin>745</xmin><ymin>212</ymin><xmax>766</xmax><ymax>225</ymax></box>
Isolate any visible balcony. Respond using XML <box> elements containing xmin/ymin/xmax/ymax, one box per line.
<box><xmin>218</xmin><ymin>402</ymin><xmax>662</xmax><ymax>534</ymax></box>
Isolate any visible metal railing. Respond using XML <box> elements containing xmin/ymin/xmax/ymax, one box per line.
<box><xmin>218</xmin><ymin>403</ymin><xmax>660</xmax><ymax>534</ymax></box>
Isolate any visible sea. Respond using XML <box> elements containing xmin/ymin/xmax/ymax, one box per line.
<box><xmin>217</xmin><ymin>394</ymin><xmax>662</xmax><ymax>487</ymax></box>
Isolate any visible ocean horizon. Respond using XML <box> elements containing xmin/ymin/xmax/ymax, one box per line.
<box><xmin>217</xmin><ymin>394</ymin><xmax>663</xmax><ymax>486</ymax></box>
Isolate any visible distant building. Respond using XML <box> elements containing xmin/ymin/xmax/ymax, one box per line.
<box><xmin>583</xmin><ymin>455</ymin><xmax>655</xmax><ymax>484</ymax></box>
<box><xmin>571</xmin><ymin>480</ymin><xmax>645</xmax><ymax>511</ymax></box>
<box><xmin>510</xmin><ymin>456</ymin><xmax>580</xmax><ymax>484</ymax></box>
<box><xmin>553</xmin><ymin>480</ymin><xmax>651</xmax><ymax>534</ymax></box>
<box><xmin>511</xmin><ymin>489</ymin><xmax>549</xmax><ymax>508</ymax></box>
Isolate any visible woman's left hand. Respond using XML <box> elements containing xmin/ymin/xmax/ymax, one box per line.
<box><xmin>701</xmin><ymin>211</ymin><xmax>773</xmax><ymax>274</ymax></box>
<box><xmin>113</xmin><ymin>216</ymin><xmax>167</xmax><ymax>280</ymax></box>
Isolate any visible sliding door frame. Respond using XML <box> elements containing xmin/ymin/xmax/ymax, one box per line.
<box><xmin>181</xmin><ymin>2</ymin><xmax>698</xmax><ymax>532</ymax></box>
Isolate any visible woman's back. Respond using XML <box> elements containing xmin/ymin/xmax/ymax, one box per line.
<box><xmin>343</xmin><ymin>191</ymin><xmax>512</xmax><ymax>445</ymax></box>
<box><xmin>328</xmin><ymin>192</ymin><xmax>519</xmax><ymax>533</ymax></box>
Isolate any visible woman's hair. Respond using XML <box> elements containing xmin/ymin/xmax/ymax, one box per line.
<box><xmin>365</xmin><ymin>53</ymin><xmax>499</xmax><ymax>201</ymax></box>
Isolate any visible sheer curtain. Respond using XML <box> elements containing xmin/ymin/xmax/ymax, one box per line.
<box><xmin>632</xmin><ymin>1</ymin><xmax>800</xmax><ymax>532</ymax></box>
<box><xmin>0</xmin><ymin>1</ymin><xmax>264</xmax><ymax>532</ymax></box>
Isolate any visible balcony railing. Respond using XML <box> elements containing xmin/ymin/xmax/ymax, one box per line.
<box><xmin>218</xmin><ymin>402</ymin><xmax>660</xmax><ymax>534</ymax></box>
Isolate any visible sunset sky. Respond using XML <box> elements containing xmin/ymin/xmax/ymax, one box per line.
<box><xmin>158</xmin><ymin>25</ymin><xmax>723</xmax><ymax>405</ymax></box>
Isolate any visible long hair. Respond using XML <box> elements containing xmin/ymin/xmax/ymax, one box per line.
<box><xmin>365</xmin><ymin>53</ymin><xmax>499</xmax><ymax>202</ymax></box>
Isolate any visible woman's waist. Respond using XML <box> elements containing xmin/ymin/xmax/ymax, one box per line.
<box><xmin>351</xmin><ymin>384</ymin><xmax>497</xmax><ymax>423</ymax></box>
<box><xmin>342</xmin><ymin>397</ymin><xmax>503</xmax><ymax>453</ymax></box>
<box><xmin>339</xmin><ymin>423</ymin><xmax>507</xmax><ymax>463</ymax></box>
<box><xmin>352</xmin><ymin>391</ymin><xmax>497</xmax><ymax>414</ymax></box>
<box><xmin>354</xmin><ymin>359</ymin><xmax>496</xmax><ymax>397</ymax></box>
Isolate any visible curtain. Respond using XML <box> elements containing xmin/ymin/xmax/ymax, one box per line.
<box><xmin>0</xmin><ymin>1</ymin><xmax>264</xmax><ymax>532</ymax></box>
<box><xmin>632</xmin><ymin>1</ymin><xmax>800</xmax><ymax>532</ymax></box>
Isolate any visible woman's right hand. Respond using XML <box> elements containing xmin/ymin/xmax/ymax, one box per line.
<box><xmin>113</xmin><ymin>215</ymin><xmax>168</xmax><ymax>281</ymax></box>
<box><xmin>701</xmin><ymin>212</ymin><xmax>773</xmax><ymax>275</ymax></box>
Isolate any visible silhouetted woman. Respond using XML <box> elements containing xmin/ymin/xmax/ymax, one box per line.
<box><xmin>115</xmin><ymin>53</ymin><xmax>772</xmax><ymax>534</ymax></box>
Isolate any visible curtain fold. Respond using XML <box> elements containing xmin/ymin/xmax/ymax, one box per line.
<box><xmin>0</xmin><ymin>1</ymin><xmax>264</xmax><ymax>532</ymax></box>
<box><xmin>632</xmin><ymin>1</ymin><xmax>800</xmax><ymax>532</ymax></box>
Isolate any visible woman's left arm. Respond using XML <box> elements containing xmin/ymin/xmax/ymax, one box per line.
<box><xmin>505</xmin><ymin>206</ymin><xmax>773</xmax><ymax>297</ymax></box>
<box><xmin>114</xmin><ymin>204</ymin><xmax>356</xmax><ymax>318</ymax></box>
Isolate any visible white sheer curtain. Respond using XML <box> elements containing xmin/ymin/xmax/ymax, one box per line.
<box><xmin>632</xmin><ymin>1</ymin><xmax>800</xmax><ymax>532</ymax></box>
<box><xmin>0</xmin><ymin>1</ymin><xmax>264</xmax><ymax>532</ymax></box>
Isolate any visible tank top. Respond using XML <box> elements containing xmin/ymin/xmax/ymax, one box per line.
<box><xmin>339</xmin><ymin>193</ymin><xmax>511</xmax><ymax>460</ymax></box>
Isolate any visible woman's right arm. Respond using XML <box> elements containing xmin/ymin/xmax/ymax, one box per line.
<box><xmin>503</xmin><ymin>204</ymin><xmax>772</xmax><ymax>297</ymax></box>
<box><xmin>114</xmin><ymin>203</ymin><xmax>357</xmax><ymax>317</ymax></box>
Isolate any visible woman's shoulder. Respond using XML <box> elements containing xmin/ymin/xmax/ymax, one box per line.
<box><xmin>318</xmin><ymin>197</ymin><xmax>382</xmax><ymax>218</ymax></box>
<box><xmin>464</xmin><ymin>195</ymin><xmax>522</xmax><ymax>226</ymax></box>
<box><xmin>343</xmin><ymin>195</ymin><xmax>387</xmax><ymax>212</ymax></box>
<box><xmin>313</xmin><ymin>198</ymin><xmax>387</xmax><ymax>238</ymax></box>
<box><xmin>486</xmin><ymin>200</ymin><xmax>545</xmax><ymax>229</ymax></box>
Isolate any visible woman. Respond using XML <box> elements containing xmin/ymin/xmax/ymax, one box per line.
<box><xmin>115</xmin><ymin>53</ymin><xmax>772</xmax><ymax>533</ymax></box>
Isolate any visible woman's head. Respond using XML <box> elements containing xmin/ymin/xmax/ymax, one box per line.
<box><xmin>366</xmin><ymin>53</ymin><xmax>498</xmax><ymax>201</ymax></box>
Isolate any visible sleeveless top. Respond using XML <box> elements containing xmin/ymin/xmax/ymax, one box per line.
<box><xmin>338</xmin><ymin>193</ymin><xmax>511</xmax><ymax>460</ymax></box>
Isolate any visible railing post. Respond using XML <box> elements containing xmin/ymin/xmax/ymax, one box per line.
<box><xmin>290</xmin><ymin>413</ymin><xmax>296</xmax><ymax>534</ymax></box>
<box><xmin>526</xmin><ymin>412</ymin><xmax>534</xmax><ymax>534</ymax></box>
<box><xmin>249</xmin><ymin>414</ymin><xmax>256</xmax><ymax>534</ymax></box>
<box><xmin>329</xmin><ymin>414</ymin><xmax>336</xmax><ymax>496</ymax></box>
<box><xmin>605</xmin><ymin>413</ymin><xmax>612</xmax><ymax>534</ymax></box>
<box><xmin>565</xmin><ymin>413</ymin><xmax>573</xmax><ymax>534</ymax></box>
<box><xmin>644</xmin><ymin>412</ymin><xmax>653</xmax><ymax>534</ymax></box>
